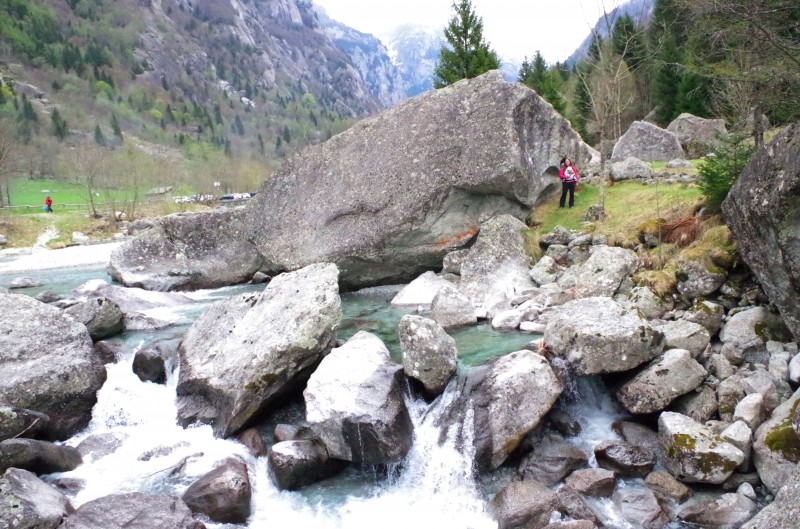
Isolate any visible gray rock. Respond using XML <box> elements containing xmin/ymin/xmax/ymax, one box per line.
<box><xmin>398</xmin><ymin>315</ymin><xmax>458</xmax><ymax>395</ymax></box>
<box><xmin>176</xmin><ymin>263</ymin><xmax>341</xmax><ymax>438</ymax></box>
<box><xmin>246</xmin><ymin>71</ymin><xmax>593</xmax><ymax>289</ymax></box>
<box><xmin>430</xmin><ymin>285</ymin><xmax>477</xmax><ymax>328</ymax></box>
<box><xmin>789</xmin><ymin>353</ymin><xmax>800</xmax><ymax>384</ymax></box>
<box><xmin>0</xmin><ymin>438</ymin><xmax>82</xmax><ymax>474</ymax></box>
<box><xmin>617</xmin><ymin>349</ymin><xmax>707</xmax><ymax>414</ymax></box>
<box><xmin>677</xmin><ymin>491</ymin><xmax>758</xmax><ymax>529</ymax></box>
<box><xmin>611</xmin><ymin>121</ymin><xmax>685</xmax><ymax>162</ymax></box>
<box><xmin>721</xmin><ymin>420</ymin><xmax>753</xmax><ymax>472</ymax></box>
<box><xmin>491</xmin><ymin>307</ymin><xmax>524</xmax><ymax>330</ymax></box>
<box><xmin>546</xmin><ymin>243</ymin><xmax>569</xmax><ymax>264</ymax></box>
<box><xmin>708</xmin><ymin>353</ymin><xmax>737</xmax><ymax>380</ymax></box>
<box><xmin>720</xmin><ymin>307</ymin><xmax>793</xmax><ymax>361</ymax></box>
<box><xmin>529</xmin><ymin>256</ymin><xmax>562</xmax><ymax>286</ymax></box>
<box><xmin>768</xmin><ymin>341</ymin><xmax>791</xmax><ymax>384</ymax></box>
<box><xmin>132</xmin><ymin>346</ymin><xmax>167</xmax><ymax>384</ymax></box>
<box><xmin>557</xmin><ymin>246</ymin><xmax>639</xmax><ymax>298</ymax></box>
<box><xmin>304</xmin><ymin>332</ymin><xmax>412</xmax><ymax>464</ymax></box>
<box><xmin>610</xmin><ymin>157</ymin><xmax>653</xmax><ymax>181</ymax></box>
<box><xmin>554</xmin><ymin>486</ymin><xmax>599</xmax><ymax>525</ymax></box>
<box><xmin>659</xmin><ymin>412</ymin><xmax>745</xmax><ymax>484</ymax></box>
<box><xmin>389</xmin><ymin>271</ymin><xmax>453</xmax><ymax>308</ymax></box>
<box><xmin>35</xmin><ymin>291</ymin><xmax>62</xmax><ymax>304</ymax></box>
<box><xmin>540</xmin><ymin>226</ymin><xmax>575</xmax><ymax>247</ymax></box>
<box><xmin>542</xmin><ymin>522</ymin><xmax>595</xmax><ymax>529</ymax></box>
<box><xmin>519</xmin><ymin>439</ymin><xmax>588</xmax><ymax>485</ymax></box>
<box><xmin>613</xmin><ymin>421</ymin><xmax>665</xmax><ymax>466</ymax></box>
<box><xmin>459</xmin><ymin>215</ymin><xmax>535</xmax><ymax>317</ymax></box>
<box><xmin>108</xmin><ymin>208</ymin><xmax>264</xmax><ymax>291</ymax></box>
<box><xmin>0</xmin><ymin>234</ymin><xmax>6</xmax><ymax>246</ymax></box>
<box><xmin>76</xmin><ymin>432</ymin><xmax>128</xmax><ymax>462</ymax></box>
<box><xmin>93</xmin><ymin>340</ymin><xmax>122</xmax><ymax>364</ymax></box>
<box><xmin>71</xmin><ymin>280</ymin><xmax>194</xmax><ymax>331</ymax></box>
<box><xmin>0</xmin><ymin>468</ymin><xmax>73</xmax><ymax>529</ymax></box>
<box><xmin>671</xmin><ymin>385</ymin><xmax>719</xmax><ymax>423</ymax></box>
<box><xmin>564</xmin><ymin>468</ymin><xmax>616</xmax><ymax>497</ymax></box>
<box><xmin>741</xmin><ymin>467</ymin><xmax>800</xmax><ymax>528</ymax></box>
<box><xmin>0</xmin><ymin>403</ymin><xmax>49</xmax><ymax>442</ymax></box>
<box><xmin>9</xmin><ymin>276</ymin><xmax>41</xmax><ymax>289</ymax></box>
<box><xmin>612</xmin><ymin>487</ymin><xmax>668</xmax><ymax>529</ymax></box>
<box><xmin>676</xmin><ymin>261</ymin><xmax>727</xmax><ymax>299</ymax></box>
<box><xmin>666</xmin><ymin>113</ymin><xmax>728</xmax><ymax>157</ymax></box>
<box><xmin>442</xmin><ymin>350</ymin><xmax>563</xmax><ymax>470</ymax></box>
<box><xmin>181</xmin><ymin>459</ymin><xmax>251</xmax><ymax>523</ymax></box>
<box><xmin>656</xmin><ymin>320</ymin><xmax>711</xmax><ymax>357</ymax></box>
<box><xmin>734</xmin><ymin>394</ymin><xmax>766</xmax><ymax>431</ymax></box>
<box><xmin>0</xmin><ymin>293</ymin><xmax>106</xmax><ymax>440</ymax></box>
<box><xmin>268</xmin><ymin>440</ymin><xmax>341</xmax><ymax>491</ymax></box>
<box><xmin>66</xmin><ymin>298</ymin><xmax>124</xmax><ymax>340</ymax></box>
<box><xmin>645</xmin><ymin>470</ymin><xmax>692</xmax><ymax>502</ymax></box>
<box><xmin>594</xmin><ymin>439</ymin><xmax>656</xmax><ymax>477</ymax></box>
<box><xmin>490</xmin><ymin>479</ymin><xmax>559</xmax><ymax>529</ymax></box>
<box><xmin>718</xmin><ymin>372</ymin><xmax>747</xmax><ymax>421</ymax></box>
<box><xmin>683</xmin><ymin>299</ymin><xmax>725</xmax><ymax>336</ymax></box>
<box><xmin>442</xmin><ymin>248</ymin><xmax>470</xmax><ymax>275</ymax></box>
<box><xmin>544</xmin><ymin>297</ymin><xmax>664</xmax><ymax>375</ymax></box>
<box><xmin>59</xmin><ymin>492</ymin><xmax>204</xmax><ymax>529</ymax></box>
<box><xmin>235</xmin><ymin>428</ymin><xmax>267</xmax><ymax>458</ymax></box>
<box><xmin>742</xmin><ymin>368</ymin><xmax>784</xmax><ymax>412</ymax></box>
<box><xmin>722</xmin><ymin>124</ymin><xmax>800</xmax><ymax>342</ymax></box>
<box><xmin>629</xmin><ymin>285</ymin><xmax>673</xmax><ymax>320</ymax></box>
<box><xmin>752</xmin><ymin>387</ymin><xmax>800</xmax><ymax>494</ymax></box>
<box><xmin>250</xmin><ymin>271</ymin><xmax>270</xmax><ymax>284</ymax></box>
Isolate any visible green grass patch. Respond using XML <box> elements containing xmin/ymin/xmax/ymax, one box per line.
<box><xmin>5</xmin><ymin>178</ymin><xmax>136</xmax><ymax>212</ymax></box>
<box><xmin>531</xmin><ymin>181</ymin><xmax>703</xmax><ymax>243</ymax></box>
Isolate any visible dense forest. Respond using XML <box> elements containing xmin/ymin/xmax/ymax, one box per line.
<box><xmin>518</xmin><ymin>0</ymin><xmax>800</xmax><ymax>158</ymax></box>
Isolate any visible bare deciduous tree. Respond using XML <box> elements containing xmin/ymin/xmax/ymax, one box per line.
<box><xmin>0</xmin><ymin>121</ymin><xmax>19</xmax><ymax>207</ymax></box>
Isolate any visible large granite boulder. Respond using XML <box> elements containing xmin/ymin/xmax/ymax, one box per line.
<box><xmin>245</xmin><ymin>71</ymin><xmax>594</xmax><ymax>289</ymax></box>
<box><xmin>666</xmin><ymin>113</ymin><xmax>727</xmax><ymax>158</ymax></box>
<box><xmin>268</xmin><ymin>439</ymin><xmax>342</xmax><ymax>491</ymax></box>
<box><xmin>176</xmin><ymin>263</ymin><xmax>341</xmax><ymax>438</ymax></box>
<box><xmin>610</xmin><ymin>157</ymin><xmax>653</xmax><ymax>181</ymax></box>
<box><xmin>0</xmin><ymin>468</ymin><xmax>73</xmax><ymax>529</ymax></box>
<box><xmin>659</xmin><ymin>412</ymin><xmax>745</xmax><ymax>484</ymax></box>
<box><xmin>441</xmin><ymin>350</ymin><xmax>562</xmax><ymax>470</ymax></box>
<box><xmin>655</xmin><ymin>320</ymin><xmax>711</xmax><ymax>357</ymax></box>
<box><xmin>719</xmin><ymin>307</ymin><xmax>792</xmax><ymax>361</ymax></box>
<box><xmin>390</xmin><ymin>271</ymin><xmax>453</xmax><ymax>308</ymax></box>
<box><xmin>611</xmin><ymin>121</ymin><xmax>685</xmax><ymax>162</ymax></box>
<box><xmin>0</xmin><ymin>293</ymin><xmax>106</xmax><ymax>440</ymax></box>
<box><xmin>556</xmin><ymin>245</ymin><xmax>639</xmax><ymax>298</ymax></box>
<box><xmin>612</xmin><ymin>487</ymin><xmax>669</xmax><ymax>529</ymax></box>
<box><xmin>544</xmin><ymin>297</ymin><xmax>664</xmax><ymax>375</ymax></box>
<box><xmin>59</xmin><ymin>493</ymin><xmax>204</xmax><ymax>529</ymax></box>
<box><xmin>304</xmin><ymin>331</ymin><xmax>413</xmax><ymax>464</ymax></box>
<box><xmin>722</xmin><ymin>124</ymin><xmax>800</xmax><ymax>341</ymax></box>
<box><xmin>108</xmin><ymin>208</ymin><xmax>264</xmax><ymax>291</ymax></box>
<box><xmin>676</xmin><ymin>489</ymin><xmax>758</xmax><ymax>529</ymax></box>
<box><xmin>181</xmin><ymin>459</ymin><xmax>251</xmax><ymax>524</ymax></box>
<box><xmin>398</xmin><ymin>315</ymin><xmax>458</xmax><ymax>395</ymax></box>
<box><xmin>519</xmin><ymin>439</ymin><xmax>588</xmax><ymax>485</ymax></box>
<box><xmin>458</xmin><ymin>215</ymin><xmax>536</xmax><ymax>317</ymax></box>
<box><xmin>594</xmin><ymin>439</ymin><xmax>656</xmax><ymax>477</ymax></box>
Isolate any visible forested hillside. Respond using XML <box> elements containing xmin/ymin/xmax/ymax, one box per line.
<box><xmin>0</xmin><ymin>0</ymin><xmax>395</xmax><ymax>203</ymax></box>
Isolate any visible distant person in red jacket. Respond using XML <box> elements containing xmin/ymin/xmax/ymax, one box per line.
<box><xmin>45</xmin><ymin>195</ymin><xmax>53</xmax><ymax>213</ymax></box>
<box><xmin>559</xmin><ymin>158</ymin><xmax>579</xmax><ymax>209</ymax></box>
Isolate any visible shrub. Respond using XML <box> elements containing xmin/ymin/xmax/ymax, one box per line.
<box><xmin>697</xmin><ymin>132</ymin><xmax>754</xmax><ymax>210</ymax></box>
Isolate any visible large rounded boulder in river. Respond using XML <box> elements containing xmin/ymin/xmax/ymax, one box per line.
<box><xmin>176</xmin><ymin>263</ymin><xmax>341</xmax><ymax>438</ymax></box>
<box><xmin>0</xmin><ymin>292</ymin><xmax>106</xmax><ymax>440</ymax></box>
<box><xmin>108</xmin><ymin>208</ymin><xmax>264</xmax><ymax>291</ymax></box>
<box><xmin>722</xmin><ymin>123</ymin><xmax>800</xmax><ymax>341</ymax></box>
<box><xmin>245</xmin><ymin>70</ymin><xmax>595</xmax><ymax>289</ymax></box>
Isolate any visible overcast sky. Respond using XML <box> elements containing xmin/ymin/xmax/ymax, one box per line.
<box><xmin>314</xmin><ymin>0</ymin><xmax>615</xmax><ymax>63</ymax></box>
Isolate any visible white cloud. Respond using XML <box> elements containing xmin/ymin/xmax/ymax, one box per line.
<box><xmin>314</xmin><ymin>0</ymin><xmax>616</xmax><ymax>63</ymax></box>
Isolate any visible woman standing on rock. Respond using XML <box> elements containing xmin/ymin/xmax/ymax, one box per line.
<box><xmin>559</xmin><ymin>158</ymin><xmax>579</xmax><ymax>209</ymax></box>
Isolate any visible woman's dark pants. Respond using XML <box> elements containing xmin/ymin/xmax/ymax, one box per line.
<box><xmin>560</xmin><ymin>181</ymin><xmax>576</xmax><ymax>208</ymax></box>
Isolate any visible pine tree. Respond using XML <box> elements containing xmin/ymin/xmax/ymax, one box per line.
<box><xmin>111</xmin><ymin>113</ymin><xmax>122</xmax><ymax>141</ymax></box>
<box><xmin>94</xmin><ymin>124</ymin><xmax>105</xmax><ymax>146</ymax></box>
<box><xmin>51</xmin><ymin>108</ymin><xmax>68</xmax><ymax>140</ymax></box>
<box><xmin>433</xmin><ymin>0</ymin><xmax>500</xmax><ymax>88</ymax></box>
<box><xmin>519</xmin><ymin>52</ymin><xmax>566</xmax><ymax>116</ymax></box>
